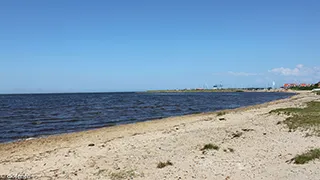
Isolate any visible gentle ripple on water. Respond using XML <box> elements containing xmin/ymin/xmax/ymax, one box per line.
<box><xmin>0</xmin><ymin>92</ymin><xmax>293</xmax><ymax>143</ymax></box>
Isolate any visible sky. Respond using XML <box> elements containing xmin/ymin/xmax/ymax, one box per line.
<box><xmin>0</xmin><ymin>0</ymin><xmax>319</xmax><ymax>93</ymax></box>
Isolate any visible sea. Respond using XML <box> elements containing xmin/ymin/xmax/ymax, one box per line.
<box><xmin>0</xmin><ymin>92</ymin><xmax>293</xmax><ymax>143</ymax></box>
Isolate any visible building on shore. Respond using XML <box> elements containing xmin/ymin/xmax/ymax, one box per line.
<box><xmin>283</xmin><ymin>83</ymin><xmax>298</xmax><ymax>89</ymax></box>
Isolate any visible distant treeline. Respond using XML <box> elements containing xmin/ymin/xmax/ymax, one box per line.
<box><xmin>289</xmin><ymin>85</ymin><xmax>318</xmax><ymax>91</ymax></box>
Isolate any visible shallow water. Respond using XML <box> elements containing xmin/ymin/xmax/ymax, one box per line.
<box><xmin>0</xmin><ymin>92</ymin><xmax>293</xmax><ymax>143</ymax></box>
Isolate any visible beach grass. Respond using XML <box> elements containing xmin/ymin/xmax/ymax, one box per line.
<box><xmin>109</xmin><ymin>170</ymin><xmax>137</xmax><ymax>180</ymax></box>
<box><xmin>157</xmin><ymin>160</ymin><xmax>173</xmax><ymax>168</ymax></box>
<box><xmin>270</xmin><ymin>101</ymin><xmax>320</xmax><ymax>135</ymax></box>
<box><xmin>217</xmin><ymin>111</ymin><xmax>226</xmax><ymax>116</ymax></box>
<box><xmin>293</xmin><ymin>148</ymin><xmax>320</xmax><ymax>164</ymax></box>
<box><xmin>201</xmin><ymin>143</ymin><xmax>219</xmax><ymax>151</ymax></box>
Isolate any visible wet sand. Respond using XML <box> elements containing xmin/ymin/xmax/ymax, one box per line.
<box><xmin>1</xmin><ymin>92</ymin><xmax>320</xmax><ymax>180</ymax></box>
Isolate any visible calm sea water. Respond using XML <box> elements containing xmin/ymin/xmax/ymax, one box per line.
<box><xmin>0</xmin><ymin>92</ymin><xmax>293</xmax><ymax>143</ymax></box>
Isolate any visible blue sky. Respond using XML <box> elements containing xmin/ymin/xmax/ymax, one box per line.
<box><xmin>1</xmin><ymin>0</ymin><xmax>319</xmax><ymax>93</ymax></box>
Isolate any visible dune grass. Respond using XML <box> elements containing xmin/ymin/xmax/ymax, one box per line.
<box><xmin>201</xmin><ymin>143</ymin><xmax>219</xmax><ymax>151</ymax></box>
<box><xmin>293</xmin><ymin>148</ymin><xmax>320</xmax><ymax>164</ymax></box>
<box><xmin>109</xmin><ymin>170</ymin><xmax>137</xmax><ymax>180</ymax></box>
<box><xmin>157</xmin><ymin>160</ymin><xmax>173</xmax><ymax>168</ymax></box>
<box><xmin>217</xmin><ymin>112</ymin><xmax>226</xmax><ymax>116</ymax></box>
<box><xmin>270</xmin><ymin>101</ymin><xmax>320</xmax><ymax>135</ymax></box>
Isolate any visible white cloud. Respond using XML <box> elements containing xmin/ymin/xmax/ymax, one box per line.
<box><xmin>269</xmin><ymin>64</ymin><xmax>320</xmax><ymax>78</ymax></box>
<box><xmin>269</xmin><ymin>64</ymin><xmax>304</xmax><ymax>76</ymax></box>
<box><xmin>296</xmin><ymin>64</ymin><xmax>304</xmax><ymax>69</ymax></box>
<box><xmin>213</xmin><ymin>64</ymin><xmax>320</xmax><ymax>84</ymax></box>
<box><xmin>269</xmin><ymin>64</ymin><xmax>320</xmax><ymax>83</ymax></box>
<box><xmin>269</xmin><ymin>67</ymin><xmax>300</xmax><ymax>76</ymax></box>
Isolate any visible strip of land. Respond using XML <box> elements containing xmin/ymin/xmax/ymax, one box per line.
<box><xmin>146</xmin><ymin>88</ymin><xmax>288</xmax><ymax>93</ymax></box>
<box><xmin>0</xmin><ymin>92</ymin><xmax>320</xmax><ymax>180</ymax></box>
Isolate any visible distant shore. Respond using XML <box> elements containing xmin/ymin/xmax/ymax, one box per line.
<box><xmin>1</xmin><ymin>92</ymin><xmax>319</xmax><ymax>179</ymax></box>
<box><xmin>146</xmin><ymin>88</ymin><xmax>290</xmax><ymax>93</ymax></box>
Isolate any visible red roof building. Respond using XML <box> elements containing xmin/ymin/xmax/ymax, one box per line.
<box><xmin>283</xmin><ymin>83</ymin><xmax>299</xmax><ymax>89</ymax></box>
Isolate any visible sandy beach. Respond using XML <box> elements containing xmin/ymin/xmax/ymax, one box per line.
<box><xmin>1</xmin><ymin>92</ymin><xmax>320</xmax><ymax>180</ymax></box>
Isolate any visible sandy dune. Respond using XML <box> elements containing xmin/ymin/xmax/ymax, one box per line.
<box><xmin>1</xmin><ymin>92</ymin><xmax>320</xmax><ymax>180</ymax></box>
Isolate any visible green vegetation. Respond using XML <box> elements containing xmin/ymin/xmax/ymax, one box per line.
<box><xmin>316</xmin><ymin>92</ymin><xmax>320</xmax><ymax>95</ymax></box>
<box><xmin>270</xmin><ymin>101</ymin><xmax>320</xmax><ymax>135</ymax></box>
<box><xmin>157</xmin><ymin>161</ymin><xmax>173</xmax><ymax>168</ymax></box>
<box><xmin>292</xmin><ymin>149</ymin><xmax>320</xmax><ymax>164</ymax></box>
<box><xmin>201</xmin><ymin>143</ymin><xmax>219</xmax><ymax>151</ymax></box>
<box><xmin>289</xmin><ymin>85</ymin><xmax>318</xmax><ymax>91</ymax></box>
<box><xmin>270</xmin><ymin>107</ymin><xmax>304</xmax><ymax>116</ymax></box>
<box><xmin>217</xmin><ymin>111</ymin><xmax>226</xmax><ymax>116</ymax></box>
<box><xmin>109</xmin><ymin>170</ymin><xmax>137</xmax><ymax>180</ymax></box>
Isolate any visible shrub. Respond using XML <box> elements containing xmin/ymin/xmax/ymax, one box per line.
<box><xmin>157</xmin><ymin>161</ymin><xmax>173</xmax><ymax>168</ymax></box>
<box><xmin>201</xmin><ymin>143</ymin><xmax>219</xmax><ymax>151</ymax></box>
<box><xmin>293</xmin><ymin>149</ymin><xmax>320</xmax><ymax>164</ymax></box>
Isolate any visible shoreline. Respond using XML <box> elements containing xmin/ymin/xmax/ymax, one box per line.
<box><xmin>145</xmin><ymin>89</ymin><xmax>293</xmax><ymax>93</ymax></box>
<box><xmin>0</xmin><ymin>91</ymin><xmax>299</xmax><ymax>145</ymax></box>
<box><xmin>1</xmin><ymin>92</ymin><xmax>319</xmax><ymax>179</ymax></box>
<box><xmin>0</xmin><ymin>92</ymin><xmax>296</xmax><ymax>146</ymax></box>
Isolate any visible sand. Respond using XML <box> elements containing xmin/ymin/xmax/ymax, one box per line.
<box><xmin>1</xmin><ymin>92</ymin><xmax>320</xmax><ymax>180</ymax></box>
